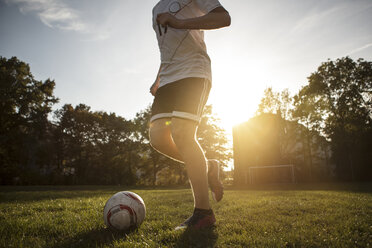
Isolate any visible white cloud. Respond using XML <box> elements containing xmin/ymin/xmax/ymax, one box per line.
<box><xmin>291</xmin><ymin>6</ymin><xmax>341</xmax><ymax>34</ymax></box>
<box><xmin>348</xmin><ymin>43</ymin><xmax>372</xmax><ymax>56</ymax></box>
<box><xmin>291</xmin><ymin>1</ymin><xmax>372</xmax><ymax>35</ymax></box>
<box><xmin>5</xmin><ymin>0</ymin><xmax>87</xmax><ymax>32</ymax></box>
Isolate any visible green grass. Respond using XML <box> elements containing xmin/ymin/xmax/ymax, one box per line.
<box><xmin>0</xmin><ymin>184</ymin><xmax>371</xmax><ymax>248</ymax></box>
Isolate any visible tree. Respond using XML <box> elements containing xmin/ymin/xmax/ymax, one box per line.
<box><xmin>255</xmin><ymin>87</ymin><xmax>333</xmax><ymax>181</ymax></box>
<box><xmin>198</xmin><ymin>105</ymin><xmax>232</xmax><ymax>166</ymax></box>
<box><xmin>256</xmin><ymin>87</ymin><xmax>293</xmax><ymax>120</ymax></box>
<box><xmin>53</xmin><ymin>104</ymin><xmax>137</xmax><ymax>185</ymax></box>
<box><xmin>255</xmin><ymin>88</ymin><xmax>299</xmax><ymax>164</ymax></box>
<box><xmin>293</xmin><ymin>57</ymin><xmax>372</xmax><ymax>181</ymax></box>
<box><xmin>0</xmin><ymin>56</ymin><xmax>58</xmax><ymax>184</ymax></box>
<box><xmin>292</xmin><ymin>84</ymin><xmax>330</xmax><ymax>181</ymax></box>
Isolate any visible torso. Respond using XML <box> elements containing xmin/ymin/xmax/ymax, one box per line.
<box><xmin>152</xmin><ymin>0</ymin><xmax>213</xmax><ymax>88</ymax></box>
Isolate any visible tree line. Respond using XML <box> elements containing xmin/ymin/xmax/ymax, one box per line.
<box><xmin>0</xmin><ymin>56</ymin><xmax>371</xmax><ymax>185</ymax></box>
<box><xmin>256</xmin><ymin>57</ymin><xmax>372</xmax><ymax>181</ymax></box>
<box><xmin>0</xmin><ymin>56</ymin><xmax>231</xmax><ymax>185</ymax></box>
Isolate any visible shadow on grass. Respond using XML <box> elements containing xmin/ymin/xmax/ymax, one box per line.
<box><xmin>52</xmin><ymin>226</ymin><xmax>218</xmax><ymax>248</ymax></box>
<box><xmin>174</xmin><ymin>227</ymin><xmax>218</xmax><ymax>248</ymax></box>
<box><xmin>52</xmin><ymin>227</ymin><xmax>135</xmax><ymax>248</ymax></box>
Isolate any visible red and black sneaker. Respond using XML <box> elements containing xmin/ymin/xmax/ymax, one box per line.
<box><xmin>175</xmin><ymin>209</ymin><xmax>216</xmax><ymax>230</ymax></box>
<box><xmin>208</xmin><ymin>159</ymin><xmax>224</xmax><ymax>202</ymax></box>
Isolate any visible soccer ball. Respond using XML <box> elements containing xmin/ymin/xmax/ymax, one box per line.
<box><xmin>103</xmin><ymin>191</ymin><xmax>146</xmax><ymax>231</ymax></box>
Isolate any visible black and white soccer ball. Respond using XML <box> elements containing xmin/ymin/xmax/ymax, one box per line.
<box><xmin>103</xmin><ymin>191</ymin><xmax>146</xmax><ymax>231</ymax></box>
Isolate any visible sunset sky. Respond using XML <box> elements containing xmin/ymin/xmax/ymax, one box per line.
<box><xmin>1</xmin><ymin>0</ymin><xmax>371</xmax><ymax>132</ymax></box>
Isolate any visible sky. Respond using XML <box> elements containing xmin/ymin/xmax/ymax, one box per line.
<box><xmin>1</xmin><ymin>0</ymin><xmax>372</xmax><ymax>134</ymax></box>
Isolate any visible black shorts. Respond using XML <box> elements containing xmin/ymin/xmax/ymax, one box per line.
<box><xmin>150</xmin><ymin>77</ymin><xmax>211</xmax><ymax>123</ymax></box>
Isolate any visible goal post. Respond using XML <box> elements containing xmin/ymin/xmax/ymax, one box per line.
<box><xmin>247</xmin><ymin>164</ymin><xmax>295</xmax><ymax>184</ymax></box>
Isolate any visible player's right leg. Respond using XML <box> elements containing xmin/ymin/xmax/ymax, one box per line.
<box><xmin>149</xmin><ymin>82</ymin><xmax>184</xmax><ymax>163</ymax></box>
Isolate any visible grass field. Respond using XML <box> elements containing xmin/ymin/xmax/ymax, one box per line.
<box><xmin>0</xmin><ymin>184</ymin><xmax>371</xmax><ymax>248</ymax></box>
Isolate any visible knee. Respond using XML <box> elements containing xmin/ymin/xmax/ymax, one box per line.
<box><xmin>171</xmin><ymin>125</ymin><xmax>196</xmax><ymax>151</ymax></box>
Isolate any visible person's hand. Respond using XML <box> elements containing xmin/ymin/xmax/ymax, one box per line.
<box><xmin>157</xmin><ymin>13</ymin><xmax>182</xmax><ymax>29</ymax></box>
<box><xmin>150</xmin><ymin>79</ymin><xmax>160</xmax><ymax>96</ymax></box>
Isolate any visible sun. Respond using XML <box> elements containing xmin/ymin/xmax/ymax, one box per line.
<box><xmin>210</xmin><ymin>96</ymin><xmax>256</xmax><ymax>133</ymax></box>
<box><xmin>207</xmin><ymin>59</ymin><xmax>268</xmax><ymax>133</ymax></box>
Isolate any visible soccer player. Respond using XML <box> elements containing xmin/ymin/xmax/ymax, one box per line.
<box><xmin>149</xmin><ymin>0</ymin><xmax>231</xmax><ymax>229</ymax></box>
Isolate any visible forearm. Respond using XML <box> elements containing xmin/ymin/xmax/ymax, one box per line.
<box><xmin>157</xmin><ymin>7</ymin><xmax>231</xmax><ymax>31</ymax></box>
<box><xmin>177</xmin><ymin>11</ymin><xmax>231</xmax><ymax>30</ymax></box>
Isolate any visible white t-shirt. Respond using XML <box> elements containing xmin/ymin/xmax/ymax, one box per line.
<box><xmin>152</xmin><ymin>0</ymin><xmax>222</xmax><ymax>88</ymax></box>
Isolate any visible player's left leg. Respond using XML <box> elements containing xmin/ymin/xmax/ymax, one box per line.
<box><xmin>171</xmin><ymin>117</ymin><xmax>216</xmax><ymax>230</ymax></box>
<box><xmin>171</xmin><ymin>117</ymin><xmax>210</xmax><ymax>210</ymax></box>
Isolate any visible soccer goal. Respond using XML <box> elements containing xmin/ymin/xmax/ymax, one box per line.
<box><xmin>247</xmin><ymin>164</ymin><xmax>295</xmax><ymax>184</ymax></box>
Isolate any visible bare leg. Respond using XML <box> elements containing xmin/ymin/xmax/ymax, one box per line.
<box><xmin>171</xmin><ymin>117</ymin><xmax>210</xmax><ymax>210</ymax></box>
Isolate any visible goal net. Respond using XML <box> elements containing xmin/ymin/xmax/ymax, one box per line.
<box><xmin>247</xmin><ymin>164</ymin><xmax>295</xmax><ymax>184</ymax></box>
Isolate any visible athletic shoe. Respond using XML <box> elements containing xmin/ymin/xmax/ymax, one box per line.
<box><xmin>208</xmin><ymin>159</ymin><xmax>224</xmax><ymax>202</ymax></box>
<box><xmin>175</xmin><ymin>209</ymin><xmax>216</xmax><ymax>230</ymax></box>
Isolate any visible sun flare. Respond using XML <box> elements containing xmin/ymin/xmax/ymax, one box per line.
<box><xmin>208</xmin><ymin>58</ymin><xmax>269</xmax><ymax>132</ymax></box>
